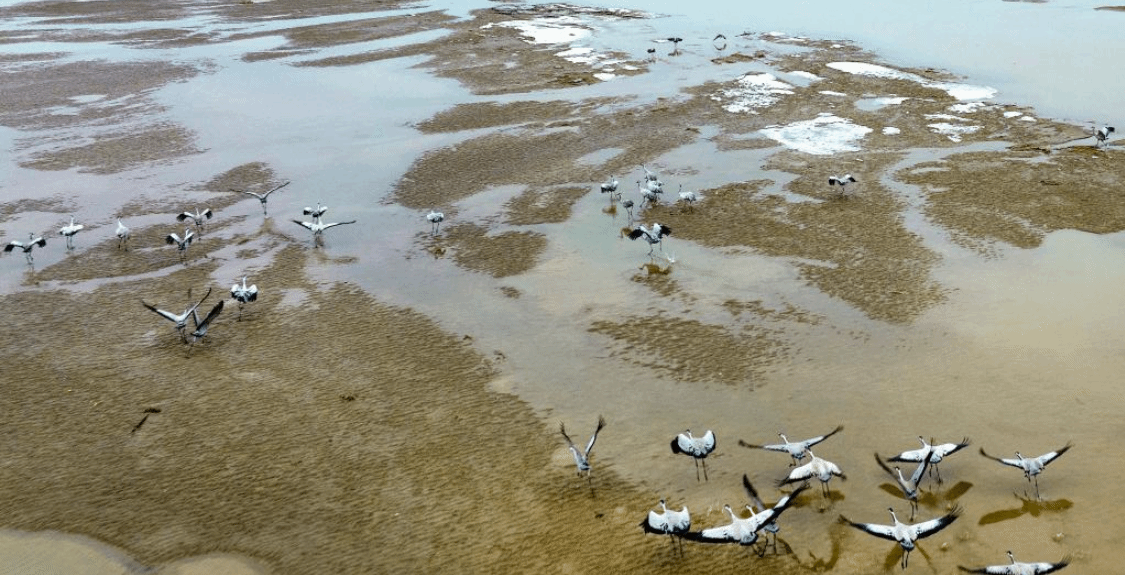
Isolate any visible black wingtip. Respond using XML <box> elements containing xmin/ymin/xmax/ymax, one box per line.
<box><xmin>670</xmin><ymin>437</ymin><xmax>683</xmax><ymax>454</ymax></box>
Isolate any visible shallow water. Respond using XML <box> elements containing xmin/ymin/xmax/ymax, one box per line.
<box><xmin>1</xmin><ymin>1</ymin><xmax>1123</xmax><ymax>574</ymax></box>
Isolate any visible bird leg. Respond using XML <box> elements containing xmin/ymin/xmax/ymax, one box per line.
<box><xmin>693</xmin><ymin>458</ymin><xmax>701</xmax><ymax>482</ymax></box>
<box><xmin>702</xmin><ymin>458</ymin><xmax>709</xmax><ymax>482</ymax></box>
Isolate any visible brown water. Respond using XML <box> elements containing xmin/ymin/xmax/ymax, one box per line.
<box><xmin>1</xmin><ymin>2</ymin><xmax>1122</xmax><ymax>574</ymax></box>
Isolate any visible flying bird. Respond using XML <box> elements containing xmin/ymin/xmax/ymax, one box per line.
<box><xmin>189</xmin><ymin>300</ymin><xmax>223</xmax><ymax>345</ymax></box>
<box><xmin>742</xmin><ymin>474</ymin><xmax>795</xmax><ymax>554</ymax></box>
<box><xmin>560</xmin><ymin>415</ymin><xmax>606</xmax><ymax>481</ymax></box>
<box><xmin>875</xmin><ymin>452</ymin><xmax>930</xmax><ymax>520</ymax></box>
<box><xmin>142</xmin><ymin>287</ymin><xmax>212</xmax><ymax>342</ymax></box>
<box><xmin>670</xmin><ymin>429</ymin><xmax>716</xmax><ymax>481</ymax></box>
<box><xmin>1094</xmin><ymin>125</ymin><xmax>1115</xmax><ymax>147</ymax></box>
<box><xmin>828</xmin><ymin>174</ymin><xmax>858</xmax><ymax>199</ymax></box>
<box><xmin>303</xmin><ymin>202</ymin><xmax>328</xmax><ymax>218</ymax></box>
<box><xmin>177</xmin><ymin>207</ymin><xmax>213</xmax><ymax>231</ymax></box>
<box><xmin>115</xmin><ymin>220</ymin><xmax>130</xmax><ymax>250</ymax></box>
<box><xmin>685</xmin><ymin>483</ymin><xmax>807</xmax><ymax>553</ymax></box>
<box><xmin>58</xmin><ymin>216</ymin><xmax>84</xmax><ymax>249</ymax></box>
<box><xmin>426</xmin><ymin>209</ymin><xmax>444</xmax><ymax>235</ymax></box>
<box><xmin>888</xmin><ymin>436</ymin><xmax>971</xmax><ymax>484</ymax></box>
<box><xmin>165</xmin><ymin>229</ymin><xmax>195</xmax><ymax>262</ymax></box>
<box><xmin>959</xmin><ymin>551</ymin><xmax>1070</xmax><ymax>575</ymax></box>
<box><xmin>840</xmin><ymin>506</ymin><xmax>961</xmax><ymax>569</ymax></box>
<box><xmin>5</xmin><ymin>233</ymin><xmax>47</xmax><ymax>263</ymax></box>
<box><xmin>778</xmin><ymin>449</ymin><xmax>846</xmax><ymax>496</ymax></box>
<box><xmin>628</xmin><ymin>223</ymin><xmax>671</xmax><ymax>255</ymax></box>
<box><xmin>640</xmin><ymin>499</ymin><xmax>691</xmax><ymax>555</ymax></box>
<box><xmin>232</xmin><ymin>180</ymin><xmax>290</xmax><ymax>215</ymax></box>
<box><xmin>293</xmin><ymin>215</ymin><xmax>357</xmax><ymax>245</ymax></box>
<box><xmin>740</xmin><ymin>425</ymin><xmax>844</xmax><ymax>466</ymax></box>
<box><xmin>230</xmin><ymin>276</ymin><xmax>258</xmax><ymax>320</ymax></box>
<box><xmin>979</xmin><ymin>443</ymin><xmax>1072</xmax><ymax>500</ymax></box>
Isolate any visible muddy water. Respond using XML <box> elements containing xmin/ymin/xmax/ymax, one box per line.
<box><xmin>1</xmin><ymin>2</ymin><xmax>1123</xmax><ymax>574</ymax></box>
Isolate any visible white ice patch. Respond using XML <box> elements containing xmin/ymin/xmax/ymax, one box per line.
<box><xmin>485</xmin><ymin>18</ymin><xmax>591</xmax><ymax>45</ymax></box>
<box><xmin>883</xmin><ymin>126</ymin><xmax>901</xmax><ymax>135</ymax></box>
<box><xmin>760</xmin><ymin>114</ymin><xmax>873</xmax><ymax>155</ymax></box>
<box><xmin>556</xmin><ymin>46</ymin><xmax>596</xmax><ymax>63</ymax></box>
<box><xmin>1019</xmin><ymin>116</ymin><xmax>1037</xmax><ymax>122</ymax></box>
<box><xmin>827</xmin><ymin>61</ymin><xmax>997</xmax><ymax>102</ymax></box>
<box><xmin>819</xmin><ymin>90</ymin><xmax>848</xmax><ymax>97</ymax></box>
<box><xmin>790</xmin><ymin>71</ymin><xmax>823</xmax><ymax>81</ymax></box>
<box><xmin>712</xmin><ymin>73</ymin><xmax>795</xmax><ymax>114</ymax></box>
<box><xmin>594</xmin><ymin>72</ymin><xmax>616</xmax><ymax>81</ymax></box>
<box><xmin>948</xmin><ymin>102</ymin><xmax>988</xmax><ymax>113</ymax></box>
<box><xmin>928</xmin><ymin>122</ymin><xmax>982</xmax><ymax>142</ymax></box>
<box><xmin>1004</xmin><ymin>111</ymin><xmax>1024</xmax><ymax>118</ymax></box>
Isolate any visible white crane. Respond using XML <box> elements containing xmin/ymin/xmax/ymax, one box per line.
<box><xmin>979</xmin><ymin>443</ymin><xmax>1072</xmax><ymax>500</ymax></box>
<box><xmin>292</xmin><ymin>215</ymin><xmax>357</xmax><ymax>245</ymax></box>
<box><xmin>426</xmin><ymin>209</ymin><xmax>444</xmax><ymax>235</ymax></box>
<box><xmin>621</xmin><ymin>199</ymin><xmax>635</xmax><ymax>220</ymax></box>
<box><xmin>560</xmin><ymin>415</ymin><xmax>606</xmax><ymax>481</ymax></box>
<box><xmin>1094</xmin><ymin>125</ymin><xmax>1115</xmax><ymax>147</ymax></box>
<box><xmin>641</xmin><ymin>164</ymin><xmax>662</xmax><ymax>185</ymax></box>
<box><xmin>177</xmin><ymin>207</ymin><xmax>213</xmax><ymax>231</ymax></box>
<box><xmin>742</xmin><ymin>474</ymin><xmax>794</xmax><ymax>554</ymax></box>
<box><xmin>303</xmin><ymin>202</ymin><xmax>328</xmax><ymax>218</ymax></box>
<box><xmin>232</xmin><ymin>180</ymin><xmax>290</xmax><ymax>216</ymax></box>
<box><xmin>5</xmin><ymin>233</ymin><xmax>47</xmax><ymax>263</ymax></box>
<box><xmin>189</xmin><ymin>300</ymin><xmax>223</xmax><ymax>345</ymax></box>
<box><xmin>638</xmin><ymin>182</ymin><xmax>661</xmax><ymax>207</ymax></box>
<box><xmin>677</xmin><ymin>185</ymin><xmax>699</xmax><ymax>211</ymax></box>
<box><xmin>686</xmin><ymin>483</ymin><xmax>807</xmax><ymax>553</ymax></box>
<box><xmin>740</xmin><ymin>425</ymin><xmax>844</xmax><ymax>466</ymax></box>
<box><xmin>959</xmin><ymin>551</ymin><xmax>1070</xmax><ymax>575</ymax></box>
<box><xmin>230</xmin><ymin>276</ymin><xmax>258</xmax><ymax>321</ymax></box>
<box><xmin>142</xmin><ymin>287</ymin><xmax>212</xmax><ymax>343</ymax></box>
<box><xmin>600</xmin><ymin>175</ymin><xmax>620</xmax><ymax>200</ymax></box>
<box><xmin>667</xmin><ymin>37</ymin><xmax>683</xmax><ymax>53</ymax></box>
<box><xmin>874</xmin><ymin>452</ymin><xmax>930</xmax><ymax>520</ymax></box>
<box><xmin>640</xmin><ymin>499</ymin><xmax>691</xmax><ymax>555</ymax></box>
<box><xmin>777</xmin><ymin>449</ymin><xmax>846</xmax><ymax>496</ymax></box>
<box><xmin>58</xmin><ymin>216</ymin><xmax>84</xmax><ymax>249</ymax></box>
<box><xmin>115</xmin><ymin>220</ymin><xmax>130</xmax><ymax>250</ymax></box>
<box><xmin>840</xmin><ymin>506</ymin><xmax>961</xmax><ymax>569</ymax></box>
<box><xmin>670</xmin><ymin>429</ymin><xmax>716</xmax><ymax>481</ymax></box>
<box><xmin>165</xmin><ymin>229</ymin><xmax>195</xmax><ymax>262</ymax></box>
<box><xmin>828</xmin><ymin>174</ymin><xmax>857</xmax><ymax>199</ymax></box>
<box><xmin>888</xmin><ymin>436</ymin><xmax>970</xmax><ymax>484</ymax></box>
<box><xmin>627</xmin><ymin>222</ymin><xmax>671</xmax><ymax>255</ymax></box>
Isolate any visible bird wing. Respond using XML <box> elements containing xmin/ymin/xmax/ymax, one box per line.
<box><xmin>263</xmin><ymin>181</ymin><xmax>290</xmax><ymax>197</ymax></box>
<box><xmin>654</xmin><ymin>223</ymin><xmax>671</xmax><ymax>237</ymax></box>
<box><xmin>4</xmin><ymin>241</ymin><xmax>21</xmax><ymax>251</ymax></box>
<box><xmin>801</xmin><ymin>425</ymin><xmax>844</xmax><ymax>448</ymax></box>
<box><xmin>839</xmin><ymin>516</ymin><xmax>897</xmax><ymax>542</ymax></box>
<box><xmin>779</xmin><ymin>460</ymin><xmax>816</xmax><ymax>485</ymax></box>
<box><xmin>933</xmin><ymin>437</ymin><xmax>972</xmax><ymax>458</ymax></box>
<box><xmin>33</xmin><ymin>237</ymin><xmax>46</xmax><ymax>247</ymax></box>
<box><xmin>642</xmin><ymin>510</ymin><xmax>670</xmax><ymax>534</ymax></box>
<box><xmin>907</xmin><ymin>455</ymin><xmax>931</xmax><ymax>487</ymax></box>
<box><xmin>979</xmin><ymin>448</ymin><xmax>1025</xmax><ymax>469</ymax></box>
<box><xmin>558</xmin><ymin>422</ymin><xmax>580</xmax><ymax>453</ymax></box>
<box><xmin>1030</xmin><ymin>558</ymin><xmax>1070</xmax><ymax>575</ymax></box>
<box><xmin>177</xmin><ymin>212</ymin><xmax>192</xmax><ymax>221</ymax></box>
<box><xmin>322</xmin><ymin>220</ymin><xmax>357</xmax><ymax>230</ymax></box>
<box><xmin>626</xmin><ymin>228</ymin><xmax>647</xmax><ymax>241</ymax></box>
<box><xmin>584</xmin><ymin>415</ymin><xmax>606</xmax><ymax>456</ymax></box>
<box><xmin>234</xmin><ymin>189</ymin><xmax>264</xmax><ymax>199</ymax></box>
<box><xmin>888</xmin><ymin>446</ymin><xmax>928</xmax><ymax>463</ymax></box>
<box><xmin>202</xmin><ymin>209</ymin><xmax>213</xmax><ymax>219</ymax></box>
<box><xmin>669</xmin><ymin>507</ymin><xmax>690</xmax><ymax>532</ymax></box>
<box><xmin>912</xmin><ymin>506</ymin><xmax>961</xmax><ymax>539</ymax></box>
<box><xmin>142</xmin><ymin>301</ymin><xmax>180</xmax><ymax>323</ymax></box>
<box><xmin>193</xmin><ymin>300</ymin><xmax>224</xmax><ymax>331</ymax></box>
<box><xmin>293</xmin><ymin>219</ymin><xmax>314</xmax><ymax>230</ymax></box>
<box><xmin>742</xmin><ymin>474</ymin><xmax>766</xmax><ymax>511</ymax></box>
<box><xmin>165</xmin><ymin>233</ymin><xmax>181</xmax><ymax>245</ymax></box>
<box><xmin>738</xmin><ymin>438</ymin><xmax>791</xmax><ymax>453</ymax></box>
<box><xmin>1036</xmin><ymin>443</ymin><xmax>1073</xmax><ymax>467</ymax></box>
<box><xmin>699</xmin><ymin>430</ymin><xmax>715</xmax><ymax>453</ymax></box>
<box><xmin>185</xmin><ymin>287</ymin><xmax>213</xmax><ymax>319</ymax></box>
<box><xmin>246</xmin><ymin>285</ymin><xmax>258</xmax><ymax>301</ymax></box>
<box><xmin>692</xmin><ymin>520</ymin><xmax>743</xmax><ymax>543</ymax></box>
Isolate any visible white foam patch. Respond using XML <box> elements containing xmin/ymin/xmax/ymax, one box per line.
<box><xmin>712</xmin><ymin>73</ymin><xmax>795</xmax><ymax>113</ymax></box>
<box><xmin>594</xmin><ymin>72</ymin><xmax>616</xmax><ymax>81</ymax></box>
<box><xmin>760</xmin><ymin>114</ymin><xmax>873</xmax><ymax>155</ymax></box>
<box><xmin>1019</xmin><ymin>116</ymin><xmax>1037</xmax><ymax>122</ymax></box>
<box><xmin>820</xmin><ymin>90</ymin><xmax>848</xmax><ymax>97</ymax></box>
<box><xmin>827</xmin><ymin>61</ymin><xmax>997</xmax><ymax>102</ymax></box>
<box><xmin>883</xmin><ymin>126</ymin><xmax>901</xmax><ymax>135</ymax></box>
<box><xmin>875</xmin><ymin>96</ymin><xmax>908</xmax><ymax>106</ymax></box>
<box><xmin>485</xmin><ymin>18</ymin><xmax>591</xmax><ymax>45</ymax></box>
<box><xmin>1004</xmin><ymin>111</ymin><xmax>1024</xmax><ymax>118</ymax></box>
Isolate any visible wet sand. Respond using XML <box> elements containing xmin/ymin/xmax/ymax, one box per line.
<box><xmin>1</xmin><ymin>2</ymin><xmax>1123</xmax><ymax>574</ymax></box>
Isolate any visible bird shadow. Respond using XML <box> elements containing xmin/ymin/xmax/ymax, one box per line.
<box><xmin>977</xmin><ymin>493</ymin><xmax>1073</xmax><ymax>526</ymax></box>
<box><xmin>876</xmin><ymin>480</ymin><xmax>972</xmax><ymax>508</ymax></box>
